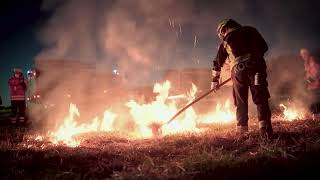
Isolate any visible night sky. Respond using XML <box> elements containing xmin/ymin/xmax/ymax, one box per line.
<box><xmin>1</xmin><ymin>0</ymin><xmax>320</xmax><ymax>106</ymax></box>
<box><xmin>0</xmin><ymin>0</ymin><xmax>46</xmax><ymax>105</ymax></box>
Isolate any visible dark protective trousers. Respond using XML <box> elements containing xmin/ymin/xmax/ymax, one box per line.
<box><xmin>309</xmin><ymin>89</ymin><xmax>320</xmax><ymax>114</ymax></box>
<box><xmin>11</xmin><ymin>100</ymin><xmax>26</xmax><ymax>119</ymax></box>
<box><xmin>231</xmin><ymin>61</ymin><xmax>272</xmax><ymax>128</ymax></box>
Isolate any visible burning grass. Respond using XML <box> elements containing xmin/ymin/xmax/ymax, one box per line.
<box><xmin>1</xmin><ymin>79</ymin><xmax>315</xmax><ymax>179</ymax></box>
<box><xmin>31</xmin><ymin>80</ymin><xmax>237</xmax><ymax>146</ymax></box>
<box><xmin>1</xmin><ymin>118</ymin><xmax>320</xmax><ymax>179</ymax></box>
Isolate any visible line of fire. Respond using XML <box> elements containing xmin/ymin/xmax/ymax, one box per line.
<box><xmin>17</xmin><ymin>54</ymin><xmax>311</xmax><ymax>147</ymax></box>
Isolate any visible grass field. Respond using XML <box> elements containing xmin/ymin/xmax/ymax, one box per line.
<box><xmin>0</xmin><ymin>107</ymin><xmax>11</xmax><ymax>122</ymax></box>
<box><xmin>0</xmin><ymin>116</ymin><xmax>320</xmax><ymax>179</ymax></box>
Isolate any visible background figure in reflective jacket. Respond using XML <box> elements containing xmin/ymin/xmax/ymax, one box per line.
<box><xmin>8</xmin><ymin>68</ymin><xmax>27</xmax><ymax>124</ymax></box>
<box><xmin>211</xmin><ymin>19</ymin><xmax>273</xmax><ymax>138</ymax></box>
<box><xmin>300</xmin><ymin>48</ymin><xmax>320</xmax><ymax>117</ymax></box>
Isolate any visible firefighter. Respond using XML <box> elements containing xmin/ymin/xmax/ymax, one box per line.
<box><xmin>300</xmin><ymin>48</ymin><xmax>320</xmax><ymax>118</ymax></box>
<box><xmin>8</xmin><ymin>68</ymin><xmax>27</xmax><ymax>124</ymax></box>
<box><xmin>211</xmin><ymin>19</ymin><xmax>273</xmax><ymax>137</ymax></box>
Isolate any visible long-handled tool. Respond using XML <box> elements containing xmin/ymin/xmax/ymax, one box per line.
<box><xmin>150</xmin><ymin>77</ymin><xmax>232</xmax><ymax>135</ymax></box>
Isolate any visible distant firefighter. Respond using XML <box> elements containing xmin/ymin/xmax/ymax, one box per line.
<box><xmin>8</xmin><ymin>68</ymin><xmax>27</xmax><ymax>124</ymax></box>
<box><xmin>300</xmin><ymin>48</ymin><xmax>320</xmax><ymax>116</ymax></box>
<box><xmin>300</xmin><ymin>48</ymin><xmax>320</xmax><ymax>89</ymax></box>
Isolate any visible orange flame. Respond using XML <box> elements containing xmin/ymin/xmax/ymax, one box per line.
<box><xmin>127</xmin><ymin>81</ymin><xmax>199</xmax><ymax>137</ymax></box>
<box><xmin>49</xmin><ymin>103</ymin><xmax>116</xmax><ymax>147</ymax></box>
<box><xmin>200</xmin><ymin>99</ymin><xmax>235</xmax><ymax>124</ymax></box>
<box><xmin>279</xmin><ymin>104</ymin><xmax>304</xmax><ymax>121</ymax></box>
<box><xmin>43</xmin><ymin>81</ymin><xmax>236</xmax><ymax>146</ymax></box>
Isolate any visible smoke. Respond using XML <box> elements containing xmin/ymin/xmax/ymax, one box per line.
<box><xmin>36</xmin><ymin>0</ymin><xmax>320</xmax><ymax>72</ymax></box>
<box><xmin>37</xmin><ymin>0</ymin><xmax>199</xmax><ymax>86</ymax></box>
<box><xmin>33</xmin><ymin>0</ymin><xmax>200</xmax><ymax>129</ymax></box>
<box><xmin>37</xmin><ymin>0</ymin><xmax>100</xmax><ymax>62</ymax></box>
<box><xmin>32</xmin><ymin>0</ymin><xmax>320</xmax><ymax>128</ymax></box>
<box><xmin>267</xmin><ymin>55</ymin><xmax>304</xmax><ymax>96</ymax></box>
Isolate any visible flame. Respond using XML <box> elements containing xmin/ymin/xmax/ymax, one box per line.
<box><xmin>49</xmin><ymin>103</ymin><xmax>116</xmax><ymax>147</ymax></box>
<box><xmin>126</xmin><ymin>81</ymin><xmax>199</xmax><ymax>137</ymax></box>
<box><xmin>279</xmin><ymin>104</ymin><xmax>304</xmax><ymax>121</ymax></box>
<box><xmin>200</xmin><ymin>99</ymin><xmax>235</xmax><ymax>124</ymax></box>
<box><xmin>43</xmin><ymin>80</ymin><xmax>236</xmax><ymax>146</ymax></box>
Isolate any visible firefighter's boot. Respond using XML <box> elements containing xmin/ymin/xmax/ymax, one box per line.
<box><xmin>19</xmin><ymin>116</ymin><xmax>25</xmax><ymax>123</ymax></box>
<box><xmin>236</xmin><ymin>125</ymin><xmax>249</xmax><ymax>135</ymax></box>
<box><xmin>259</xmin><ymin>121</ymin><xmax>273</xmax><ymax>139</ymax></box>
<box><xmin>10</xmin><ymin>117</ymin><xmax>17</xmax><ymax>124</ymax></box>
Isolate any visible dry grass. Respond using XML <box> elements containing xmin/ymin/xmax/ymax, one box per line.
<box><xmin>1</xmin><ymin>118</ymin><xmax>320</xmax><ymax>179</ymax></box>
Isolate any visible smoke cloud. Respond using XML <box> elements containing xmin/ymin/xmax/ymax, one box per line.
<box><xmin>37</xmin><ymin>0</ymin><xmax>320</xmax><ymax>68</ymax></box>
<box><xmin>31</xmin><ymin>0</ymin><xmax>320</xmax><ymax>128</ymax></box>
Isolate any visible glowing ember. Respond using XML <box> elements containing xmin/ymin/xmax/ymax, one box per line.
<box><xmin>35</xmin><ymin>135</ymin><xmax>43</xmax><ymax>141</ymax></box>
<box><xmin>41</xmin><ymin>80</ymin><xmax>236</xmax><ymax>147</ymax></box>
<box><xmin>279</xmin><ymin>104</ymin><xmax>304</xmax><ymax>121</ymax></box>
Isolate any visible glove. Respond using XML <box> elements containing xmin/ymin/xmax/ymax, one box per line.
<box><xmin>211</xmin><ymin>81</ymin><xmax>219</xmax><ymax>90</ymax></box>
<box><xmin>306</xmin><ymin>77</ymin><xmax>315</xmax><ymax>84</ymax></box>
<box><xmin>211</xmin><ymin>70</ymin><xmax>221</xmax><ymax>90</ymax></box>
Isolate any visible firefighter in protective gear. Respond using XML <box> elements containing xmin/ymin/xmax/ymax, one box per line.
<box><xmin>300</xmin><ymin>48</ymin><xmax>320</xmax><ymax>116</ymax></box>
<box><xmin>300</xmin><ymin>48</ymin><xmax>320</xmax><ymax>90</ymax></box>
<box><xmin>8</xmin><ymin>68</ymin><xmax>27</xmax><ymax>124</ymax></box>
<box><xmin>212</xmin><ymin>19</ymin><xmax>272</xmax><ymax>137</ymax></box>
